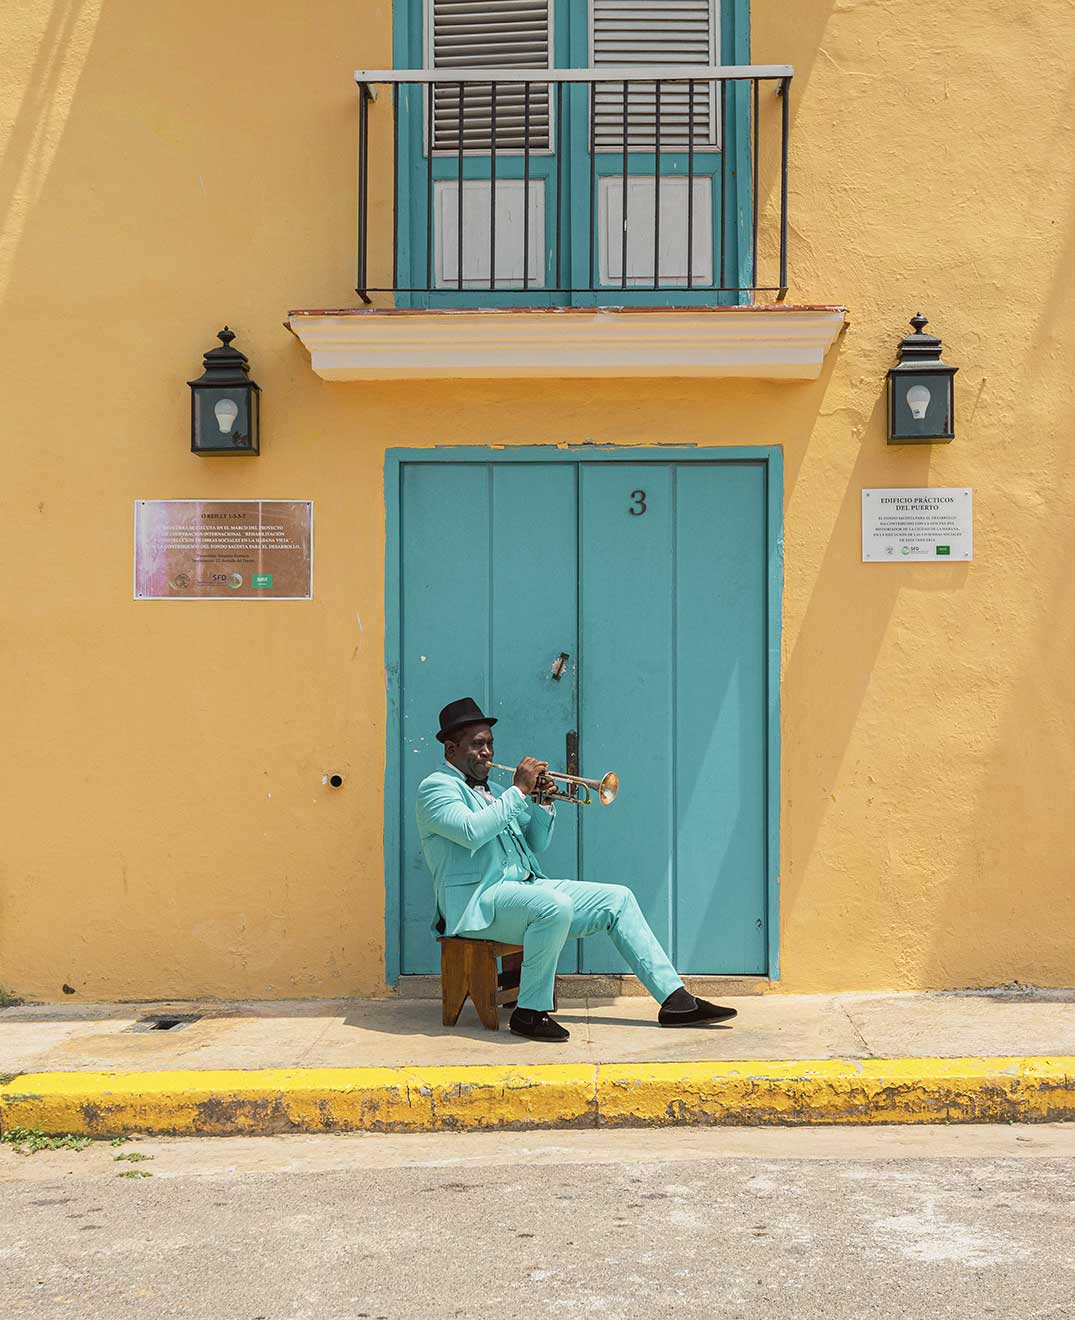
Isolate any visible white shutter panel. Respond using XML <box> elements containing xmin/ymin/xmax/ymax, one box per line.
<box><xmin>429</xmin><ymin>0</ymin><xmax>551</xmax><ymax>152</ymax></box>
<box><xmin>592</xmin><ymin>0</ymin><xmax>717</xmax><ymax>149</ymax></box>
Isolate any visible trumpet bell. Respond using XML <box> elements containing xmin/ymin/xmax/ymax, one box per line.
<box><xmin>598</xmin><ymin>772</ymin><xmax>619</xmax><ymax>806</ymax></box>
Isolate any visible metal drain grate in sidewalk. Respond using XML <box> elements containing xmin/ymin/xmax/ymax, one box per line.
<box><xmin>126</xmin><ymin>1014</ymin><xmax>202</xmax><ymax>1033</ymax></box>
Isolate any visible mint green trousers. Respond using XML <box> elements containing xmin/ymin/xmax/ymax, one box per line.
<box><xmin>459</xmin><ymin>878</ymin><xmax>684</xmax><ymax>1012</ymax></box>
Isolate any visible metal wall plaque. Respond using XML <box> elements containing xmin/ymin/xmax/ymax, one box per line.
<box><xmin>862</xmin><ymin>488</ymin><xmax>972</xmax><ymax>562</ymax></box>
<box><xmin>134</xmin><ymin>500</ymin><xmax>313</xmax><ymax>599</ymax></box>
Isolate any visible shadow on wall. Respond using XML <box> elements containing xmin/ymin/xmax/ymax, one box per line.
<box><xmin>1026</xmin><ymin>73</ymin><xmax>1075</xmax><ymax>364</ymax></box>
<box><xmin>0</xmin><ymin>0</ymin><xmax>104</xmax><ymax>304</ymax></box>
<box><xmin>926</xmin><ymin>79</ymin><xmax>1075</xmax><ymax>989</ymax></box>
<box><xmin>780</xmin><ymin>387</ymin><xmax>963</xmax><ymax>935</ymax></box>
<box><xmin>749</xmin><ymin>0</ymin><xmax>841</xmax><ymax>261</ymax></box>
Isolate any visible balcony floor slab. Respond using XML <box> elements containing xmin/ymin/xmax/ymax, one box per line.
<box><xmin>285</xmin><ymin>304</ymin><xmax>847</xmax><ymax>382</ymax></box>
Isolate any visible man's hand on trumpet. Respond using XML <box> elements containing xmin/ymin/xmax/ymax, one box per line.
<box><xmin>533</xmin><ymin>770</ymin><xmax>559</xmax><ymax>806</ymax></box>
<box><xmin>512</xmin><ymin>756</ymin><xmax>549</xmax><ymax>798</ymax></box>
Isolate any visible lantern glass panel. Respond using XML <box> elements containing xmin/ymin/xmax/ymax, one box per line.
<box><xmin>193</xmin><ymin>387</ymin><xmax>256</xmax><ymax>452</ymax></box>
<box><xmin>890</xmin><ymin>370</ymin><xmax>953</xmax><ymax>441</ymax></box>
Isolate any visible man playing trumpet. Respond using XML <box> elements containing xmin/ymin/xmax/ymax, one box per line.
<box><xmin>416</xmin><ymin>697</ymin><xmax>737</xmax><ymax>1042</ymax></box>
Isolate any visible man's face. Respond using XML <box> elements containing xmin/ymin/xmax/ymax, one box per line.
<box><xmin>445</xmin><ymin>723</ymin><xmax>494</xmax><ymax>782</ymax></box>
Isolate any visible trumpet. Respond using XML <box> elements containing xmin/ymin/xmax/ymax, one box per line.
<box><xmin>490</xmin><ymin>763</ymin><xmax>619</xmax><ymax>807</ymax></box>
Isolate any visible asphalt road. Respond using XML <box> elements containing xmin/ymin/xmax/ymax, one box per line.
<box><xmin>3</xmin><ymin>1126</ymin><xmax>1075</xmax><ymax>1319</ymax></box>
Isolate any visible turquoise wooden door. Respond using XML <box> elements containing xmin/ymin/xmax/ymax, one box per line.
<box><xmin>577</xmin><ymin>462</ymin><xmax>768</xmax><ymax>972</ymax></box>
<box><xmin>392</xmin><ymin>453</ymin><xmax>775</xmax><ymax>977</ymax></box>
<box><xmin>392</xmin><ymin>0</ymin><xmax>753</xmax><ymax>309</ymax></box>
<box><xmin>398</xmin><ymin>462</ymin><xmax>580</xmax><ymax>974</ymax></box>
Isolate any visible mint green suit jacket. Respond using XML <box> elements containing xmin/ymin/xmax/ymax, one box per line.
<box><xmin>416</xmin><ymin>764</ymin><xmax>556</xmax><ymax>937</ymax></box>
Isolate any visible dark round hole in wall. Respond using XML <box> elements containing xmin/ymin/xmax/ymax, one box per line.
<box><xmin>329</xmin><ymin>774</ymin><xmax>344</xmax><ymax>788</ymax></box>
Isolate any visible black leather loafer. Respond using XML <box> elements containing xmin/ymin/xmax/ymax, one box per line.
<box><xmin>509</xmin><ymin>1009</ymin><xmax>570</xmax><ymax>1042</ymax></box>
<box><xmin>658</xmin><ymin>998</ymin><xmax>738</xmax><ymax>1028</ymax></box>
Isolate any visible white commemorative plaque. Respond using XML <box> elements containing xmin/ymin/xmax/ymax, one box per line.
<box><xmin>862</xmin><ymin>488</ymin><xmax>972</xmax><ymax>563</ymax></box>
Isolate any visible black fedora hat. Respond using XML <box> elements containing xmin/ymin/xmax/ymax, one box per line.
<box><xmin>436</xmin><ymin>696</ymin><xmax>497</xmax><ymax>744</ymax></box>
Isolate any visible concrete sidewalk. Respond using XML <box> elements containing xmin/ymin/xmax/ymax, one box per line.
<box><xmin>2</xmin><ymin>987</ymin><xmax>1073</xmax><ymax>1135</ymax></box>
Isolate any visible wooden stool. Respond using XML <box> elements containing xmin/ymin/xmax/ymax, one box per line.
<box><xmin>437</xmin><ymin>937</ymin><xmax>556</xmax><ymax>1031</ymax></box>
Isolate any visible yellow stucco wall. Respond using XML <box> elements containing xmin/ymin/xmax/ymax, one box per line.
<box><xmin>2</xmin><ymin>1</ymin><xmax>1073</xmax><ymax>1001</ymax></box>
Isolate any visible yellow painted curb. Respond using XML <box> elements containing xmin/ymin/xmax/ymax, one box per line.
<box><xmin>1</xmin><ymin>1057</ymin><xmax>1073</xmax><ymax>1136</ymax></box>
<box><xmin>597</xmin><ymin>1057</ymin><xmax>1075</xmax><ymax>1127</ymax></box>
<box><xmin>0</xmin><ymin>1065</ymin><xmax>597</xmax><ymax>1136</ymax></box>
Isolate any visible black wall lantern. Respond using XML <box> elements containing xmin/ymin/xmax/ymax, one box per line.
<box><xmin>188</xmin><ymin>327</ymin><xmax>260</xmax><ymax>455</ymax></box>
<box><xmin>887</xmin><ymin>313</ymin><xmax>958</xmax><ymax>444</ymax></box>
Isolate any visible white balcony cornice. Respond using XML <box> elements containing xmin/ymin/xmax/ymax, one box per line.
<box><xmin>285</xmin><ymin>305</ymin><xmax>847</xmax><ymax>383</ymax></box>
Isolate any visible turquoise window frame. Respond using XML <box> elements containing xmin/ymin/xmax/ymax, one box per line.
<box><xmin>383</xmin><ymin>444</ymin><xmax>783</xmax><ymax>986</ymax></box>
<box><xmin>392</xmin><ymin>0</ymin><xmax>752</xmax><ymax>308</ymax></box>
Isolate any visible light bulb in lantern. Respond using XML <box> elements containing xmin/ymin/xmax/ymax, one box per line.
<box><xmin>906</xmin><ymin>384</ymin><xmax>931</xmax><ymax>420</ymax></box>
<box><xmin>214</xmin><ymin>398</ymin><xmax>239</xmax><ymax>434</ymax></box>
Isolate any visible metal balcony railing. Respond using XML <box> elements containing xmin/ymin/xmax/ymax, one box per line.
<box><xmin>354</xmin><ymin>65</ymin><xmax>792</xmax><ymax>305</ymax></box>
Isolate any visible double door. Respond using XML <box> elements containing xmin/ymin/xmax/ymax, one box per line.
<box><xmin>392</xmin><ymin>453</ymin><xmax>775</xmax><ymax>977</ymax></box>
<box><xmin>396</xmin><ymin>0</ymin><xmax>748</xmax><ymax>306</ymax></box>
